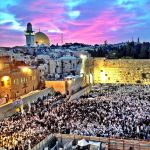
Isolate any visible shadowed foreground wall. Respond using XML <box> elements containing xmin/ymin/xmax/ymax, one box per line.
<box><xmin>45</xmin><ymin>81</ymin><xmax>66</xmax><ymax>94</ymax></box>
<box><xmin>94</xmin><ymin>58</ymin><xmax>150</xmax><ymax>84</ymax></box>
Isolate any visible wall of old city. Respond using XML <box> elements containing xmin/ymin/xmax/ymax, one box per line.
<box><xmin>45</xmin><ymin>81</ymin><xmax>66</xmax><ymax>94</ymax></box>
<box><xmin>45</xmin><ymin>75</ymin><xmax>86</xmax><ymax>95</ymax></box>
<box><xmin>94</xmin><ymin>58</ymin><xmax>150</xmax><ymax>84</ymax></box>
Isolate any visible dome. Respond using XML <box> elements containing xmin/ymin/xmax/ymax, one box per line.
<box><xmin>35</xmin><ymin>32</ymin><xmax>50</xmax><ymax>46</ymax></box>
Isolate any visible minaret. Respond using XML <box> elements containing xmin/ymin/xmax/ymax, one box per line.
<box><xmin>137</xmin><ymin>37</ymin><xmax>140</xmax><ymax>44</ymax></box>
<box><xmin>25</xmin><ymin>23</ymin><xmax>35</xmax><ymax>47</ymax></box>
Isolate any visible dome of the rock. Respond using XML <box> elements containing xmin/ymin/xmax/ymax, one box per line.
<box><xmin>35</xmin><ymin>32</ymin><xmax>50</xmax><ymax>46</ymax></box>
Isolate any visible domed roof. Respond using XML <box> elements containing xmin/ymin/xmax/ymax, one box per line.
<box><xmin>35</xmin><ymin>32</ymin><xmax>50</xmax><ymax>46</ymax></box>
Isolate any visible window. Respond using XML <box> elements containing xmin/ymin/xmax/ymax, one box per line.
<box><xmin>21</xmin><ymin>78</ymin><xmax>23</xmax><ymax>83</ymax></box>
<box><xmin>30</xmin><ymin>76</ymin><xmax>32</xmax><ymax>81</ymax></box>
<box><xmin>16</xmin><ymin>79</ymin><xmax>19</xmax><ymax>84</ymax></box>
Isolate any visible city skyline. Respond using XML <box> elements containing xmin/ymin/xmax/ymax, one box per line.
<box><xmin>1</xmin><ymin>0</ymin><xmax>150</xmax><ymax>47</ymax></box>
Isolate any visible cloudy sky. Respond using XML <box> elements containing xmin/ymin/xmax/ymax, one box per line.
<box><xmin>0</xmin><ymin>0</ymin><xmax>150</xmax><ymax>46</ymax></box>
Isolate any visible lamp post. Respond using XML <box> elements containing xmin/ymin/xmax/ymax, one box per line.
<box><xmin>68</xmin><ymin>79</ymin><xmax>72</xmax><ymax>96</ymax></box>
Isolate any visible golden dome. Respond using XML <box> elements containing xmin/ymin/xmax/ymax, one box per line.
<box><xmin>35</xmin><ymin>32</ymin><xmax>50</xmax><ymax>46</ymax></box>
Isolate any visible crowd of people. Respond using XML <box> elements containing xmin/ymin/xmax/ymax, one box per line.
<box><xmin>0</xmin><ymin>94</ymin><xmax>65</xmax><ymax>150</ymax></box>
<box><xmin>56</xmin><ymin>84</ymin><xmax>150</xmax><ymax>139</ymax></box>
<box><xmin>0</xmin><ymin>84</ymin><xmax>149</xmax><ymax>149</ymax></box>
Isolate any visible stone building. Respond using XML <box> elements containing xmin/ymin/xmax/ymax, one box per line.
<box><xmin>94</xmin><ymin>58</ymin><xmax>150</xmax><ymax>84</ymax></box>
<box><xmin>0</xmin><ymin>56</ymin><xmax>40</xmax><ymax>103</ymax></box>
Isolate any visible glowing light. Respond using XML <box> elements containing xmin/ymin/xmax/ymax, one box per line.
<box><xmin>80</xmin><ymin>54</ymin><xmax>87</xmax><ymax>75</ymax></box>
<box><xmin>68</xmin><ymin>80</ymin><xmax>72</xmax><ymax>84</ymax></box>
<box><xmin>16</xmin><ymin>107</ymin><xmax>20</xmax><ymax>112</ymax></box>
<box><xmin>21</xmin><ymin>67</ymin><xmax>32</xmax><ymax>75</ymax></box>
<box><xmin>100</xmin><ymin>72</ymin><xmax>107</xmax><ymax>81</ymax></box>
<box><xmin>2</xmin><ymin>76</ymin><xmax>10</xmax><ymax>81</ymax></box>
<box><xmin>22</xmin><ymin>67</ymin><xmax>29</xmax><ymax>73</ymax></box>
<box><xmin>1</xmin><ymin>76</ymin><xmax>10</xmax><ymax>86</ymax></box>
<box><xmin>80</xmin><ymin>54</ymin><xmax>87</xmax><ymax>59</ymax></box>
<box><xmin>90</xmin><ymin>73</ymin><xmax>93</xmax><ymax>84</ymax></box>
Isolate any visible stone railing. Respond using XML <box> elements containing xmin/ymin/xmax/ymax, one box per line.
<box><xmin>31</xmin><ymin>135</ymin><xmax>54</xmax><ymax>150</ymax></box>
<box><xmin>69</xmin><ymin>85</ymin><xmax>92</xmax><ymax>101</ymax></box>
<box><xmin>0</xmin><ymin>88</ymin><xmax>53</xmax><ymax>120</ymax></box>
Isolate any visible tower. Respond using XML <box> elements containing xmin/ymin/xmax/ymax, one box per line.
<box><xmin>25</xmin><ymin>23</ymin><xmax>35</xmax><ymax>47</ymax></box>
<box><xmin>61</xmin><ymin>33</ymin><xmax>64</xmax><ymax>45</ymax></box>
<box><xmin>137</xmin><ymin>37</ymin><xmax>140</xmax><ymax>44</ymax></box>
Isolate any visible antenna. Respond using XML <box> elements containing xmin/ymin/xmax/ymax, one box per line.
<box><xmin>61</xmin><ymin>33</ymin><xmax>64</xmax><ymax>45</ymax></box>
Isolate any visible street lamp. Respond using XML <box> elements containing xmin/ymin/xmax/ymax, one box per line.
<box><xmin>80</xmin><ymin>54</ymin><xmax>87</xmax><ymax>75</ymax></box>
<box><xmin>67</xmin><ymin>78</ymin><xmax>73</xmax><ymax>95</ymax></box>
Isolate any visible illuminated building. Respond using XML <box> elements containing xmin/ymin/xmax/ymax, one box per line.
<box><xmin>35</xmin><ymin>31</ymin><xmax>50</xmax><ymax>46</ymax></box>
<box><xmin>24</xmin><ymin>23</ymin><xmax>35</xmax><ymax>47</ymax></box>
<box><xmin>0</xmin><ymin>56</ymin><xmax>40</xmax><ymax>103</ymax></box>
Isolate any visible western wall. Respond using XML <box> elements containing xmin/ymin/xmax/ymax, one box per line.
<box><xmin>93</xmin><ymin>58</ymin><xmax>150</xmax><ymax>84</ymax></box>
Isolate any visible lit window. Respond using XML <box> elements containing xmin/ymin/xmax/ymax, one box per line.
<box><xmin>21</xmin><ymin>78</ymin><xmax>23</xmax><ymax>83</ymax></box>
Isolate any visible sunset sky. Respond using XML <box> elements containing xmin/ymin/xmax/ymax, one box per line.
<box><xmin>1</xmin><ymin>0</ymin><xmax>150</xmax><ymax>46</ymax></box>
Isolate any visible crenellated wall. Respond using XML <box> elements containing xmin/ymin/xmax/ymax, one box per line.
<box><xmin>93</xmin><ymin>58</ymin><xmax>150</xmax><ymax>84</ymax></box>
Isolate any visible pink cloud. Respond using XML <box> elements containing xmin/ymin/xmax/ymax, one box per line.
<box><xmin>0</xmin><ymin>3</ymin><xmax>141</xmax><ymax>46</ymax></box>
<box><xmin>55</xmin><ymin>9</ymin><xmax>137</xmax><ymax>44</ymax></box>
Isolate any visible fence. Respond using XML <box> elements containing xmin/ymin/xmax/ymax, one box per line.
<box><xmin>54</xmin><ymin>134</ymin><xmax>150</xmax><ymax>150</ymax></box>
<box><xmin>31</xmin><ymin>133</ymin><xmax>150</xmax><ymax>150</ymax></box>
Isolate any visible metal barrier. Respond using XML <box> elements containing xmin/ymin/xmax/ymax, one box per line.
<box><xmin>30</xmin><ymin>133</ymin><xmax>150</xmax><ymax>150</ymax></box>
<box><xmin>54</xmin><ymin>134</ymin><xmax>150</xmax><ymax>150</ymax></box>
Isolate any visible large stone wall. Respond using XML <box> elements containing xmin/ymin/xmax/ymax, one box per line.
<box><xmin>94</xmin><ymin>58</ymin><xmax>150</xmax><ymax>84</ymax></box>
<box><xmin>45</xmin><ymin>81</ymin><xmax>66</xmax><ymax>94</ymax></box>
